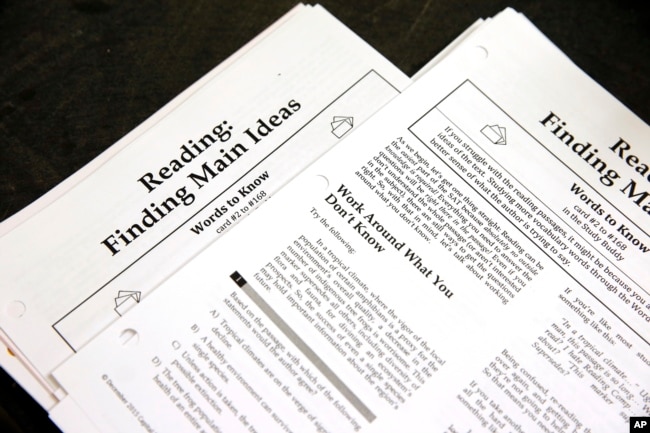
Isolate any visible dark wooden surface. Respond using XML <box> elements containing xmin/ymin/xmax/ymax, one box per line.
<box><xmin>1</xmin><ymin>1</ymin><xmax>648</xmax><ymax>432</ymax></box>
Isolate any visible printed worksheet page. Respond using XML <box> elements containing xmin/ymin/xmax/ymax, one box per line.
<box><xmin>54</xmin><ymin>8</ymin><xmax>648</xmax><ymax>433</ymax></box>
<box><xmin>0</xmin><ymin>4</ymin><xmax>410</xmax><ymax>408</ymax></box>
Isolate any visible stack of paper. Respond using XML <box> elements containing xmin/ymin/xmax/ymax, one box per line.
<box><xmin>0</xmin><ymin>2</ymin><xmax>409</xmax><ymax>413</ymax></box>
<box><xmin>2</xmin><ymin>4</ymin><xmax>648</xmax><ymax>433</ymax></box>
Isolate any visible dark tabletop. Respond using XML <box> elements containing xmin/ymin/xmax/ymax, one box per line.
<box><xmin>1</xmin><ymin>1</ymin><xmax>648</xmax><ymax>432</ymax></box>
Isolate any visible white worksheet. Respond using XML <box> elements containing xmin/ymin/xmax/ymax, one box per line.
<box><xmin>0</xmin><ymin>3</ymin><xmax>410</xmax><ymax>409</ymax></box>
<box><xmin>54</xmin><ymin>8</ymin><xmax>649</xmax><ymax>433</ymax></box>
